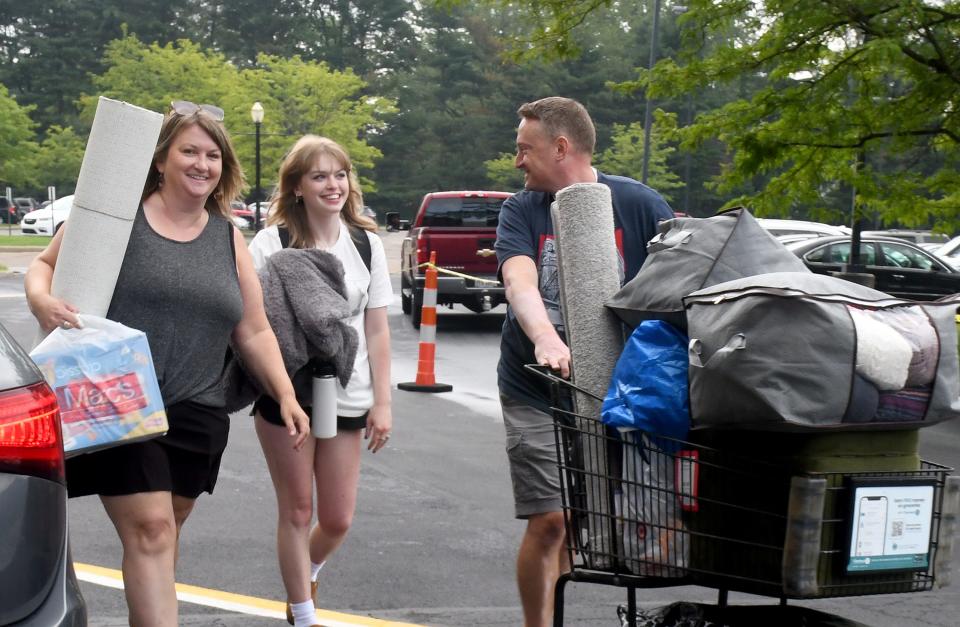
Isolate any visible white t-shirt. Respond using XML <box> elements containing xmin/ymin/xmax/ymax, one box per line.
<box><xmin>249</xmin><ymin>222</ymin><xmax>393</xmax><ymax>416</ymax></box>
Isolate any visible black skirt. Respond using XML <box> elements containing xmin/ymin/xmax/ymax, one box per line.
<box><xmin>65</xmin><ymin>400</ymin><xmax>230</xmax><ymax>499</ymax></box>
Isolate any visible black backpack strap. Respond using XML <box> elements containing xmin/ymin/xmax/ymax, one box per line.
<box><xmin>280</xmin><ymin>223</ymin><xmax>370</xmax><ymax>273</ymax></box>
<box><xmin>278</xmin><ymin>226</ymin><xmax>291</xmax><ymax>249</ymax></box>
<box><xmin>348</xmin><ymin>224</ymin><xmax>372</xmax><ymax>273</ymax></box>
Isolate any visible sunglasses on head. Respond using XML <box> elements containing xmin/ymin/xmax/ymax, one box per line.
<box><xmin>170</xmin><ymin>100</ymin><xmax>225</xmax><ymax>122</ymax></box>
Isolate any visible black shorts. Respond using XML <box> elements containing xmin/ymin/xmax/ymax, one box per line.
<box><xmin>65</xmin><ymin>400</ymin><xmax>230</xmax><ymax>499</ymax></box>
<box><xmin>253</xmin><ymin>395</ymin><xmax>367</xmax><ymax>431</ymax></box>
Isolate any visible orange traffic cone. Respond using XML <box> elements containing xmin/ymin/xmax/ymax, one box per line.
<box><xmin>399</xmin><ymin>251</ymin><xmax>453</xmax><ymax>393</ymax></box>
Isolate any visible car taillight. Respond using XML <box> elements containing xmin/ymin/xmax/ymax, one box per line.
<box><xmin>0</xmin><ymin>382</ymin><xmax>65</xmax><ymax>483</ymax></box>
<box><xmin>416</xmin><ymin>231</ymin><xmax>429</xmax><ymax>269</ymax></box>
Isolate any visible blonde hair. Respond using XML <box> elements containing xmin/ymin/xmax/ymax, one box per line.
<box><xmin>142</xmin><ymin>110</ymin><xmax>245</xmax><ymax>218</ymax></box>
<box><xmin>269</xmin><ymin>135</ymin><xmax>375</xmax><ymax>249</ymax></box>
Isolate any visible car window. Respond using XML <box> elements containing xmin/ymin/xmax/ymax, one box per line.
<box><xmin>806</xmin><ymin>242</ymin><xmax>875</xmax><ymax>265</ymax></box>
<box><xmin>804</xmin><ymin>246</ymin><xmax>825</xmax><ymax>262</ymax></box>
<box><xmin>878</xmin><ymin>242</ymin><xmax>939</xmax><ymax>270</ymax></box>
<box><xmin>422</xmin><ymin>197</ymin><xmax>506</xmax><ymax>227</ymax></box>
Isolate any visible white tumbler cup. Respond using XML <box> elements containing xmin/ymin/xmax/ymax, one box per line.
<box><xmin>310</xmin><ymin>362</ymin><xmax>337</xmax><ymax>439</ymax></box>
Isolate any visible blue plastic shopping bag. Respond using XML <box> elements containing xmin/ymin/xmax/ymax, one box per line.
<box><xmin>29</xmin><ymin>314</ymin><xmax>167</xmax><ymax>457</ymax></box>
<box><xmin>601</xmin><ymin>320</ymin><xmax>690</xmax><ymax>444</ymax></box>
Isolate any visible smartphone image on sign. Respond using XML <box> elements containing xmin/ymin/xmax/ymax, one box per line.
<box><xmin>854</xmin><ymin>495</ymin><xmax>888</xmax><ymax>557</ymax></box>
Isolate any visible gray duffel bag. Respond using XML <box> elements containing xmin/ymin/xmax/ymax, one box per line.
<box><xmin>684</xmin><ymin>272</ymin><xmax>960</xmax><ymax>430</ymax></box>
<box><xmin>606</xmin><ymin>208</ymin><xmax>809</xmax><ymax>330</ymax></box>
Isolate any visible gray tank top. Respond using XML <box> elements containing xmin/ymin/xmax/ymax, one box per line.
<box><xmin>107</xmin><ymin>207</ymin><xmax>243</xmax><ymax>407</ymax></box>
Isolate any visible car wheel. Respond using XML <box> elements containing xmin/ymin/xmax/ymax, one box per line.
<box><xmin>411</xmin><ymin>286</ymin><xmax>423</xmax><ymax>329</ymax></box>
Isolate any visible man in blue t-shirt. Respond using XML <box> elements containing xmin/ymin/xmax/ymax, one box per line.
<box><xmin>494</xmin><ymin>96</ymin><xmax>673</xmax><ymax>627</ymax></box>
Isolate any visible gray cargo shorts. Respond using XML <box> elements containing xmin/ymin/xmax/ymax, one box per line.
<box><xmin>501</xmin><ymin>393</ymin><xmax>562</xmax><ymax>519</ymax></box>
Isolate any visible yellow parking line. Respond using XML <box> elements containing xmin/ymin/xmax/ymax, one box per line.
<box><xmin>74</xmin><ymin>563</ymin><xmax>424</xmax><ymax>626</ymax></box>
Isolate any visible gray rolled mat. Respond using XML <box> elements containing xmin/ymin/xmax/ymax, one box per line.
<box><xmin>782</xmin><ymin>477</ymin><xmax>826</xmax><ymax>597</ymax></box>
<box><xmin>51</xmin><ymin>98</ymin><xmax>162</xmax><ymax>319</ymax></box>
<box><xmin>551</xmin><ymin>182</ymin><xmax>625</xmax><ymax>568</ymax></box>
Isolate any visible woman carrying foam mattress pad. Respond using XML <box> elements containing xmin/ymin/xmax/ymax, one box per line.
<box><xmin>25</xmin><ymin>101</ymin><xmax>309</xmax><ymax>627</ymax></box>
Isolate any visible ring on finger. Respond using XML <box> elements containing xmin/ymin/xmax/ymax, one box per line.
<box><xmin>61</xmin><ymin>321</ymin><xmax>71</xmax><ymax>329</ymax></box>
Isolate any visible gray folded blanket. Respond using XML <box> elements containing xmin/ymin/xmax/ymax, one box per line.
<box><xmin>222</xmin><ymin>248</ymin><xmax>359</xmax><ymax>412</ymax></box>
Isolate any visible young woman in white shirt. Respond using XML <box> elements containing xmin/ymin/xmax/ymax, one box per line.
<box><xmin>248</xmin><ymin>135</ymin><xmax>393</xmax><ymax>627</ymax></box>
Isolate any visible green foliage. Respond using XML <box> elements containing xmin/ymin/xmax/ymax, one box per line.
<box><xmin>641</xmin><ymin>0</ymin><xmax>960</xmax><ymax>229</ymax></box>
<box><xmin>80</xmin><ymin>36</ymin><xmax>239</xmax><ymax>121</ymax></box>
<box><xmin>0</xmin><ymin>84</ymin><xmax>38</xmax><ymax>188</ymax></box>
<box><xmin>234</xmin><ymin>54</ymin><xmax>394</xmax><ymax>192</ymax></box>
<box><xmin>437</xmin><ymin>0</ymin><xmax>616</xmax><ymax>62</ymax></box>
<box><xmin>485</xmin><ymin>153</ymin><xmax>525</xmax><ymax>190</ymax></box>
<box><xmin>79</xmin><ymin>35</ymin><xmax>390</xmax><ymax>199</ymax></box>
<box><xmin>190</xmin><ymin>0</ymin><xmax>421</xmax><ymax>80</ymax></box>
<box><xmin>463</xmin><ymin>0</ymin><xmax>960</xmax><ymax>225</ymax></box>
<box><xmin>367</xmin><ymin>2</ymin><xmax>662</xmax><ymax>216</ymax></box>
<box><xmin>5</xmin><ymin>0</ymin><xmax>731</xmax><ymax>215</ymax></box>
<box><xmin>595</xmin><ymin>114</ymin><xmax>684</xmax><ymax>202</ymax></box>
<box><xmin>30</xmin><ymin>126</ymin><xmax>85</xmax><ymax>195</ymax></box>
<box><xmin>0</xmin><ymin>235</ymin><xmax>55</xmax><ymax>246</ymax></box>
<box><xmin>0</xmin><ymin>0</ymin><xmax>194</xmax><ymax>130</ymax></box>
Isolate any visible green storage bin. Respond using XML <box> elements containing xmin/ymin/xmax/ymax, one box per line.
<box><xmin>690</xmin><ymin>428</ymin><xmax>921</xmax><ymax>474</ymax></box>
<box><xmin>685</xmin><ymin>428</ymin><xmax>922</xmax><ymax>597</ymax></box>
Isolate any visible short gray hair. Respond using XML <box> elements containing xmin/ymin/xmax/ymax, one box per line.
<box><xmin>517</xmin><ymin>97</ymin><xmax>595</xmax><ymax>155</ymax></box>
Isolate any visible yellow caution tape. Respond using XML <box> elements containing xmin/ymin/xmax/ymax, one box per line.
<box><xmin>400</xmin><ymin>262</ymin><xmax>501</xmax><ymax>286</ymax></box>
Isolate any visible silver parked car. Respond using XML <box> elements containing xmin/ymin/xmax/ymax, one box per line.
<box><xmin>0</xmin><ymin>322</ymin><xmax>86</xmax><ymax>625</ymax></box>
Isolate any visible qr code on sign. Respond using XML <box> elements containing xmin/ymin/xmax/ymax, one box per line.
<box><xmin>892</xmin><ymin>520</ymin><xmax>904</xmax><ymax>537</ymax></box>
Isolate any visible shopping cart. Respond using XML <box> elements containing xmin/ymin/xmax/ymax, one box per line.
<box><xmin>525</xmin><ymin>365</ymin><xmax>960</xmax><ymax>627</ymax></box>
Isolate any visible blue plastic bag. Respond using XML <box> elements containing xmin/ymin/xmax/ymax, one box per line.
<box><xmin>601</xmin><ymin>320</ymin><xmax>690</xmax><ymax>443</ymax></box>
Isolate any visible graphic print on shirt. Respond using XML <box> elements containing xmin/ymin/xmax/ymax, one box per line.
<box><xmin>537</xmin><ymin>234</ymin><xmax>563</xmax><ymax>331</ymax></box>
<box><xmin>537</xmin><ymin>228</ymin><xmax>626</xmax><ymax>332</ymax></box>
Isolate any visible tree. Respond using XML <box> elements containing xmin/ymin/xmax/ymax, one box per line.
<box><xmin>81</xmin><ymin>35</ymin><xmax>390</xmax><ymax>198</ymax></box>
<box><xmin>466</xmin><ymin>1</ymin><xmax>960</xmax><ymax>226</ymax></box>
<box><xmin>0</xmin><ymin>83</ymin><xmax>38</xmax><ymax>189</ymax></box>
<box><xmin>233</xmin><ymin>53</ymin><xmax>394</xmax><ymax>191</ymax></box>
<box><xmin>0</xmin><ymin>0</ymin><xmax>193</xmax><ymax>130</ymax></box>
<box><xmin>191</xmin><ymin>0</ymin><xmax>421</xmax><ymax>80</ymax></box>
<box><xmin>80</xmin><ymin>36</ymin><xmax>240</xmax><ymax>122</ymax></box>
<box><xmin>368</xmin><ymin>1</ymin><xmax>664</xmax><ymax>216</ymax></box>
<box><xmin>595</xmin><ymin>116</ymin><xmax>684</xmax><ymax>203</ymax></box>
<box><xmin>485</xmin><ymin>153</ymin><xmax>525</xmax><ymax>190</ymax></box>
<box><xmin>437</xmin><ymin>0</ymin><xmax>618</xmax><ymax>62</ymax></box>
<box><xmin>609</xmin><ymin>1</ymin><xmax>960</xmax><ymax>228</ymax></box>
<box><xmin>29</xmin><ymin>126</ymin><xmax>85</xmax><ymax>196</ymax></box>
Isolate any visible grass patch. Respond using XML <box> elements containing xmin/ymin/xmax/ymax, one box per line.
<box><xmin>0</xmin><ymin>234</ymin><xmax>51</xmax><ymax>247</ymax></box>
<box><xmin>0</xmin><ymin>263</ymin><xmax>7</xmax><ymax>272</ymax></box>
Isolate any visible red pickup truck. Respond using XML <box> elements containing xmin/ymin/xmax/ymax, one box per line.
<box><xmin>400</xmin><ymin>190</ymin><xmax>512</xmax><ymax>328</ymax></box>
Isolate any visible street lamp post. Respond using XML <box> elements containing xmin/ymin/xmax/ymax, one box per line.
<box><xmin>250</xmin><ymin>102</ymin><xmax>264</xmax><ymax>231</ymax></box>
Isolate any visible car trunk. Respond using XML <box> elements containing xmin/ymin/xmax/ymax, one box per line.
<box><xmin>415</xmin><ymin>194</ymin><xmax>505</xmax><ymax>276</ymax></box>
<box><xmin>415</xmin><ymin>227</ymin><xmax>499</xmax><ymax>276</ymax></box>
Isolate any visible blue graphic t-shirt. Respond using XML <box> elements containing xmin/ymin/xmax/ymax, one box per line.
<box><xmin>494</xmin><ymin>171</ymin><xmax>674</xmax><ymax>413</ymax></box>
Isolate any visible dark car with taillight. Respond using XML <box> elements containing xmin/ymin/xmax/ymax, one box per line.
<box><xmin>0</xmin><ymin>322</ymin><xmax>86</xmax><ymax>625</ymax></box>
<box><xmin>1</xmin><ymin>196</ymin><xmax>18</xmax><ymax>224</ymax></box>
<box><xmin>786</xmin><ymin>235</ymin><xmax>960</xmax><ymax>300</ymax></box>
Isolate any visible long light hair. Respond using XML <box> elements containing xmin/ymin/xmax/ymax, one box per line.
<box><xmin>269</xmin><ymin>135</ymin><xmax>375</xmax><ymax>249</ymax></box>
<box><xmin>142</xmin><ymin>110</ymin><xmax>245</xmax><ymax>218</ymax></box>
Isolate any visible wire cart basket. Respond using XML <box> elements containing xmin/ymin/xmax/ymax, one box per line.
<box><xmin>525</xmin><ymin>365</ymin><xmax>960</xmax><ymax>627</ymax></box>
